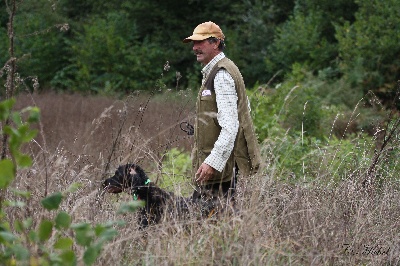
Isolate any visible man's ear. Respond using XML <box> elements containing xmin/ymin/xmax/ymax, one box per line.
<box><xmin>214</xmin><ymin>40</ymin><xmax>220</xmax><ymax>50</ymax></box>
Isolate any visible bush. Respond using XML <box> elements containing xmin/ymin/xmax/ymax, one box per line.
<box><xmin>1</xmin><ymin>0</ymin><xmax>69</xmax><ymax>90</ymax></box>
<box><xmin>51</xmin><ymin>12</ymin><xmax>166</xmax><ymax>93</ymax></box>
<box><xmin>336</xmin><ymin>0</ymin><xmax>400</xmax><ymax>103</ymax></box>
<box><xmin>267</xmin><ymin>10</ymin><xmax>337</xmax><ymax>75</ymax></box>
<box><xmin>249</xmin><ymin>63</ymin><xmax>330</xmax><ymax>141</ymax></box>
<box><xmin>249</xmin><ymin>63</ymin><xmax>392</xmax><ymax>180</ymax></box>
<box><xmin>158</xmin><ymin>148</ymin><xmax>192</xmax><ymax>197</ymax></box>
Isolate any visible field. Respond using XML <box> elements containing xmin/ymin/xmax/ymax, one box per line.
<box><xmin>3</xmin><ymin>92</ymin><xmax>400</xmax><ymax>265</ymax></box>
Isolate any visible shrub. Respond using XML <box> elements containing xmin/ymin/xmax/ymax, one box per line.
<box><xmin>248</xmin><ymin>63</ymin><xmax>393</xmax><ymax>181</ymax></box>
<box><xmin>267</xmin><ymin>10</ymin><xmax>337</xmax><ymax>75</ymax></box>
<box><xmin>336</xmin><ymin>0</ymin><xmax>400</xmax><ymax>104</ymax></box>
<box><xmin>158</xmin><ymin>148</ymin><xmax>193</xmax><ymax>197</ymax></box>
<box><xmin>51</xmin><ymin>12</ymin><xmax>167</xmax><ymax>93</ymax></box>
<box><xmin>249</xmin><ymin>63</ymin><xmax>329</xmax><ymax>141</ymax></box>
<box><xmin>0</xmin><ymin>0</ymin><xmax>69</xmax><ymax>90</ymax></box>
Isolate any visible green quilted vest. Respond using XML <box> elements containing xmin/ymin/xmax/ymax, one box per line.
<box><xmin>192</xmin><ymin>57</ymin><xmax>261</xmax><ymax>185</ymax></box>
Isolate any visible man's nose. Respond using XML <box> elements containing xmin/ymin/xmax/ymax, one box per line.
<box><xmin>192</xmin><ymin>41</ymin><xmax>200</xmax><ymax>50</ymax></box>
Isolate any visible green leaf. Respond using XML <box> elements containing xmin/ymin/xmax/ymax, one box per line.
<box><xmin>41</xmin><ymin>192</ymin><xmax>63</xmax><ymax>210</ymax></box>
<box><xmin>26</xmin><ymin>106</ymin><xmax>41</xmax><ymax>123</ymax></box>
<box><xmin>14</xmin><ymin>220</ymin><xmax>24</xmax><ymax>233</ymax></box>
<box><xmin>0</xmin><ymin>159</ymin><xmax>15</xmax><ymax>188</ymax></box>
<box><xmin>21</xmin><ymin>128</ymin><xmax>38</xmax><ymax>143</ymax></box>
<box><xmin>23</xmin><ymin>218</ymin><xmax>33</xmax><ymax>229</ymax></box>
<box><xmin>0</xmin><ymin>231</ymin><xmax>18</xmax><ymax>243</ymax></box>
<box><xmin>0</xmin><ymin>98</ymin><xmax>15</xmax><ymax>120</ymax></box>
<box><xmin>65</xmin><ymin>182</ymin><xmax>83</xmax><ymax>193</ymax></box>
<box><xmin>99</xmin><ymin>228</ymin><xmax>118</xmax><ymax>242</ymax></box>
<box><xmin>113</xmin><ymin>220</ymin><xmax>126</xmax><ymax>227</ymax></box>
<box><xmin>54</xmin><ymin>237</ymin><xmax>73</xmax><ymax>250</ymax></box>
<box><xmin>70</xmin><ymin>223</ymin><xmax>90</xmax><ymax>230</ymax></box>
<box><xmin>16</xmin><ymin>124</ymin><xmax>37</xmax><ymax>142</ymax></box>
<box><xmin>55</xmin><ymin>211</ymin><xmax>71</xmax><ymax>229</ymax></box>
<box><xmin>15</xmin><ymin>153</ymin><xmax>33</xmax><ymax>168</ymax></box>
<box><xmin>71</xmin><ymin>223</ymin><xmax>93</xmax><ymax>247</ymax></box>
<box><xmin>38</xmin><ymin>220</ymin><xmax>53</xmax><ymax>242</ymax></box>
<box><xmin>9</xmin><ymin>188</ymin><xmax>31</xmax><ymax>198</ymax></box>
<box><xmin>94</xmin><ymin>225</ymin><xmax>118</xmax><ymax>242</ymax></box>
<box><xmin>83</xmin><ymin>244</ymin><xmax>102</xmax><ymax>266</ymax></box>
<box><xmin>4</xmin><ymin>200</ymin><xmax>26</xmax><ymax>208</ymax></box>
<box><xmin>11</xmin><ymin>112</ymin><xmax>22</xmax><ymax>127</ymax></box>
<box><xmin>117</xmin><ymin>200</ymin><xmax>145</xmax><ymax>214</ymax></box>
<box><xmin>49</xmin><ymin>252</ymin><xmax>63</xmax><ymax>264</ymax></box>
<box><xmin>29</xmin><ymin>230</ymin><xmax>38</xmax><ymax>242</ymax></box>
<box><xmin>93</xmin><ymin>224</ymin><xmax>106</xmax><ymax>237</ymax></box>
<box><xmin>2</xmin><ymin>125</ymin><xmax>16</xmax><ymax>136</ymax></box>
<box><xmin>0</xmin><ymin>221</ymin><xmax>11</xmax><ymax>230</ymax></box>
<box><xmin>11</xmin><ymin>244</ymin><xmax>30</xmax><ymax>260</ymax></box>
<box><xmin>59</xmin><ymin>250</ymin><xmax>77</xmax><ymax>265</ymax></box>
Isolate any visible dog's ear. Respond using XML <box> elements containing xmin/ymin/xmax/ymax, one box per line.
<box><xmin>127</xmin><ymin>164</ymin><xmax>149</xmax><ymax>187</ymax></box>
<box><xmin>133</xmin><ymin>165</ymin><xmax>146</xmax><ymax>178</ymax></box>
<box><xmin>129</xmin><ymin>165</ymin><xmax>137</xmax><ymax>176</ymax></box>
<box><xmin>123</xmin><ymin>164</ymin><xmax>131</xmax><ymax>175</ymax></box>
<box><xmin>114</xmin><ymin>164</ymin><xmax>132</xmax><ymax>184</ymax></box>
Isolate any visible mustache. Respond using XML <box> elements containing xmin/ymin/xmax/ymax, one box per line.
<box><xmin>193</xmin><ymin>50</ymin><xmax>202</xmax><ymax>55</ymax></box>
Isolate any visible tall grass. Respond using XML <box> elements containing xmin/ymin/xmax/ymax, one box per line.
<box><xmin>5</xmin><ymin>91</ymin><xmax>400</xmax><ymax>265</ymax></box>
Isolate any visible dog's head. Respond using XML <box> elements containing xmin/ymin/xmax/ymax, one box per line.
<box><xmin>102</xmin><ymin>164</ymin><xmax>149</xmax><ymax>194</ymax></box>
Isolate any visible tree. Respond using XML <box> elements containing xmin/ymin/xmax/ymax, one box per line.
<box><xmin>265</xmin><ymin>0</ymin><xmax>358</xmax><ymax>82</ymax></box>
<box><xmin>336</xmin><ymin>0</ymin><xmax>400</xmax><ymax>104</ymax></box>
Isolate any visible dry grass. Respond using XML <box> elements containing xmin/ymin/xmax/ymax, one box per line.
<box><xmin>14</xmin><ymin>91</ymin><xmax>195</xmax><ymax>173</ymax></box>
<box><xmin>5</xmin><ymin>92</ymin><xmax>400</xmax><ymax>265</ymax></box>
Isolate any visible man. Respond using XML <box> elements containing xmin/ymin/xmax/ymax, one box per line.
<box><xmin>183</xmin><ymin>21</ymin><xmax>261</xmax><ymax>205</ymax></box>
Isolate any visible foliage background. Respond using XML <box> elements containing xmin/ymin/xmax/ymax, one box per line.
<box><xmin>0</xmin><ymin>0</ymin><xmax>399</xmax><ymax>103</ymax></box>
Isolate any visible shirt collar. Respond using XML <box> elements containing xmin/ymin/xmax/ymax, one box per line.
<box><xmin>201</xmin><ymin>52</ymin><xmax>225</xmax><ymax>79</ymax></box>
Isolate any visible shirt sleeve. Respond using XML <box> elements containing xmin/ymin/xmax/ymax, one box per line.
<box><xmin>204</xmin><ymin>69</ymin><xmax>239</xmax><ymax>172</ymax></box>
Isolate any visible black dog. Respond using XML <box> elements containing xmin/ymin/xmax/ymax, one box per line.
<box><xmin>102</xmin><ymin>164</ymin><xmax>201</xmax><ymax>228</ymax></box>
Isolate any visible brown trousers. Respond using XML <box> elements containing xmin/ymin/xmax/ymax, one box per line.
<box><xmin>191</xmin><ymin>166</ymin><xmax>238</xmax><ymax>215</ymax></box>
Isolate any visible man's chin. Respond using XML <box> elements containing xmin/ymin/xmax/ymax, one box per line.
<box><xmin>196</xmin><ymin>55</ymin><xmax>204</xmax><ymax>63</ymax></box>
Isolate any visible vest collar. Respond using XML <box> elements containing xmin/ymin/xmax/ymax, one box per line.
<box><xmin>201</xmin><ymin>52</ymin><xmax>225</xmax><ymax>84</ymax></box>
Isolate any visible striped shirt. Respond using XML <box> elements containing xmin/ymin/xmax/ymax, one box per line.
<box><xmin>201</xmin><ymin>52</ymin><xmax>239</xmax><ymax>172</ymax></box>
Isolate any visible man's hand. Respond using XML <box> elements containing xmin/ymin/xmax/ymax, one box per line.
<box><xmin>195</xmin><ymin>163</ymin><xmax>216</xmax><ymax>183</ymax></box>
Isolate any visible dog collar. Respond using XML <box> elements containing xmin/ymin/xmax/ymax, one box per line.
<box><xmin>132</xmin><ymin>179</ymin><xmax>151</xmax><ymax>200</ymax></box>
<box><xmin>133</xmin><ymin>193</ymin><xmax>139</xmax><ymax>200</ymax></box>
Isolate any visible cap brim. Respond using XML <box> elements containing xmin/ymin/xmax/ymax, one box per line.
<box><xmin>182</xmin><ymin>34</ymin><xmax>213</xmax><ymax>43</ymax></box>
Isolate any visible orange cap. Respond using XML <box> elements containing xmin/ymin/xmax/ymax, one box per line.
<box><xmin>183</xmin><ymin>21</ymin><xmax>225</xmax><ymax>43</ymax></box>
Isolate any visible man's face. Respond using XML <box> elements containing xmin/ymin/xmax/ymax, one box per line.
<box><xmin>192</xmin><ymin>39</ymin><xmax>220</xmax><ymax>65</ymax></box>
